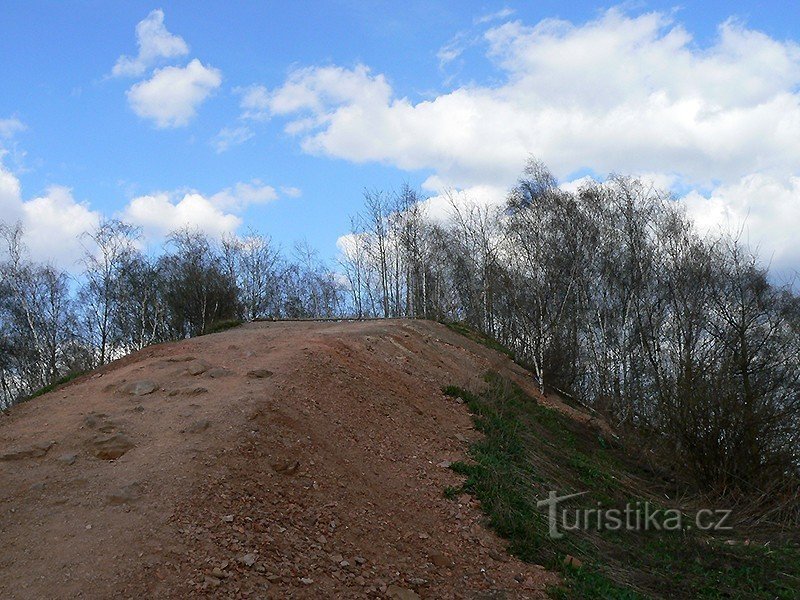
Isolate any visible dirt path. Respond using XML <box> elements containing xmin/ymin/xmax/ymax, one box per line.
<box><xmin>0</xmin><ymin>320</ymin><xmax>564</xmax><ymax>599</ymax></box>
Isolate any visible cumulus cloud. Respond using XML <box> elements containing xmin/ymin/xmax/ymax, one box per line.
<box><xmin>209</xmin><ymin>180</ymin><xmax>278</xmax><ymax>211</ymax></box>
<box><xmin>112</xmin><ymin>9</ymin><xmax>189</xmax><ymax>77</ymax></box>
<box><xmin>122</xmin><ymin>191</ymin><xmax>241</xmax><ymax>239</ymax></box>
<box><xmin>256</xmin><ymin>8</ymin><xmax>800</xmax><ymax>269</ymax></box>
<box><xmin>127</xmin><ymin>59</ymin><xmax>222</xmax><ymax>127</ymax></box>
<box><xmin>212</xmin><ymin>126</ymin><xmax>254</xmax><ymax>153</ymax></box>
<box><xmin>683</xmin><ymin>174</ymin><xmax>800</xmax><ymax>274</ymax></box>
<box><xmin>0</xmin><ymin>162</ymin><xmax>100</xmax><ymax>268</ymax></box>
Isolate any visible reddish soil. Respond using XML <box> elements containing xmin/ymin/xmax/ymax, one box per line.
<box><xmin>0</xmin><ymin>320</ymin><xmax>583</xmax><ymax>599</ymax></box>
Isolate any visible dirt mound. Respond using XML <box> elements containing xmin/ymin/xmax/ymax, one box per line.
<box><xmin>0</xmin><ymin>320</ymin><xmax>583</xmax><ymax>599</ymax></box>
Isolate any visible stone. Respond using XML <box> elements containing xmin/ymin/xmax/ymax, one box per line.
<box><xmin>0</xmin><ymin>440</ymin><xmax>54</xmax><ymax>461</ymax></box>
<box><xmin>238</xmin><ymin>553</ymin><xmax>257</xmax><ymax>567</ymax></box>
<box><xmin>206</xmin><ymin>368</ymin><xmax>232</xmax><ymax>378</ymax></box>
<box><xmin>386</xmin><ymin>585</ymin><xmax>421</xmax><ymax>600</ymax></box>
<box><xmin>429</xmin><ymin>552</ymin><xmax>454</xmax><ymax>568</ymax></box>
<box><xmin>57</xmin><ymin>453</ymin><xmax>77</xmax><ymax>465</ymax></box>
<box><xmin>247</xmin><ymin>369</ymin><xmax>274</xmax><ymax>379</ymax></box>
<box><xmin>186</xmin><ymin>419</ymin><xmax>210</xmax><ymax>433</ymax></box>
<box><xmin>437</xmin><ymin>460</ymin><xmax>452</xmax><ymax>468</ymax></box>
<box><xmin>126</xmin><ymin>380</ymin><xmax>157</xmax><ymax>396</ymax></box>
<box><xmin>222</xmin><ymin>514</ymin><xmax>234</xmax><ymax>523</ymax></box>
<box><xmin>108</xmin><ymin>483</ymin><xmax>141</xmax><ymax>505</ymax></box>
<box><xmin>182</xmin><ymin>387</ymin><xmax>208</xmax><ymax>396</ymax></box>
<box><xmin>91</xmin><ymin>433</ymin><xmax>134</xmax><ymax>460</ymax></box>
<box><xmin>186</xmin><ymin>361</ymin><xmax>209</xmax><ymax>376</ymax></box>
<box><xmin>563</xmin><ymin>555</ymin><xmax>583</xmax><ymax>568</ymax></box>
<box><xmin>300</xmin><ymin>577</ymin><xmax>314</xmax><ymax>585</ymax></box>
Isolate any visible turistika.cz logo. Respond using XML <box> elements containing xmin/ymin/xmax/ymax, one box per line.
<box><xmin>536</xmin><ymin>491</ymin><xmax>733</xmax><ymax>539</ymax></box>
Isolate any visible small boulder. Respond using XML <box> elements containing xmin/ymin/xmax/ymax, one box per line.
<box><xmin>186</xmin><ymin>361</ymin><xmax>209</xmax><ymax>376</ymax></box>
<box><xmin>186</xmin><ymin>419</ymin><xmax>210</xmax><ymax>434</ymax></box>
<box><xmin>386</xmin><ymin>585</ymin><xmax>421</xmax><ymax>600</ymax></box>
<box><xmin>238</xmin><ymin>553</ymin><xmax>257</xmax><ymax>567</ymax></box>
<box><xmin>206</xmin><ymin>368</ymin><xmax>232</xmax><ymax>378</ymax></box>
<box><xmin>92</xmin><ymin>433</ymin><xmax>134</xmax><ymax>460</ymax></box>
<box><xmin>108</xmin><ymin>482</ymin><xmax>141</xmax><ymax>505</ymax></box>
<box><xmin>126</xmin><ymin>380</ymin><xmax>157</xmax><ymax>396</ymax></box>
<box><xmin>57</xmin><ymin>453</ymin><xmax>77</xmax><ymax>465</ymax></box>
<box><xmin>246</xmin><ymin>368</ymin><xmax>274</xmax><ymax>379</ymax></box>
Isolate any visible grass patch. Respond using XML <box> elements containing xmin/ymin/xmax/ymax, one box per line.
<box><xmin>442</xmin><ymin>321</ymin><xmax>516</xmax><ymax>360</ymax></box>
<box><xmin>202</xmin><ymin>318</ymin><xmax>243</xmax><ymax>335</ymax></box>
<box><xmin>445</xmin><ymin>374</ymin><xmax>800</xmax><ymax>599</ymax></box>
<box><xmin>23</xmin><ymin>370</ymin><xmax>86</xmax><ymax>402</ymax></box>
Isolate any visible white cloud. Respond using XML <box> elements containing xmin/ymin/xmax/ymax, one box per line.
<box><xmin>0</xmin><ymin>117</ymin><xmax>25</xmax><ymax>140</ymax></box>
<box><xmin>112</xmin><ymin>9</ymin><xmax>189</xmax><ymax>77</ymax></box>
<box><xmin>122</xmin><ymin>191</ymin><xmax>241</xmax><ymax>239</ymax></box>
<box><xmin>280</xmin><ymin>186</ymin><xmax>302</xmax><ymax>198</ymax></box>
<box><xmin>0</xmin><ymin>163</ymin><xmax>100</xmax><ymax>268</ymax></box>
<box><xmin>475</xmin><ymin>8</ymin><xmax>515</xmax><ymax>25</ymax></box>
<box><xmin>683</xmin><ymin>174</ymin><xmax>800</xmax><ymax>274</ymax></box>
<box><xmin>209</xmin><ymin>180</ymin><xmax>278</xmax><ymax>211</ymax></box>
<box><xmin>127</xmin><ymin>59</ymin><xmax>222</xmax><ymax>127</ymax></box>
<box><xmin>212</xmin><ymin>126</ymin><xmax>254</xmax><ymax>153</ymax></box>
<box><xmin>259</xmin><ymin>8</ymin><xmax>800</xmax><ymax>269</ymax></box>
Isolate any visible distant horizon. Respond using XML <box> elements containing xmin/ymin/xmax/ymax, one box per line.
<box><xmin>2</xmin><ymin>1</ymin><xmax>800</xmax><ymax>280</ymax></box>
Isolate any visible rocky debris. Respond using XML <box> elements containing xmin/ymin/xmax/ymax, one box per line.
<box><xmin>186</xmin><ymin>361</ymin><xmax>209</xmax><ymax>376</ymax></box>
<box><xmin>108</xmin><ymin>483</ymin><xmax>141</xmax><ymax>505</ymax></box>
<box><xmin>91</xmin><ymin>433</ymin><xmax>134</xmax><ymax>460</ymax></box>
<box><xmin>125</xmin><ymin>380</ymin><xmax>157</xmax><ymax>396</ymax></box>
<box><xmin>246</xmin><ymin>368</ymin><xmax>274</xmax><ymax>379</ymax></box>
<box><xmin>221</xmin><ymin>514</ymin><xmax>235</xmax><ymax>523</ymax></box>
<box><xmin>0</xmin><ymin>440</ymin><xmax>54</xmax><ymax>461</ymax></box>
<box><xmin>206</xmin><ymin>368</ymin><xmax>232</xmax><ymax>378</ymax></box>
<box><xmin>386</xmin><ymin>585</ymin><xmax>421</xmax><ymax>600</ymax></box>
<box><xmin>185</xmin><ymin>419</ymin><xmax>210</xmax><ymax>434</ymax></box>
<box><xmin>57</xmin><ymin>453</ymin><xmax>77</xmax><ymax>465</ymax></box>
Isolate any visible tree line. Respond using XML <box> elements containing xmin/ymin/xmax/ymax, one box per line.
<box><xmin>339</xmin><ymin>161</ymin><xmax>800</xmax><ymax>517</ymax></box>
<box><xmin>2</xmin><ymin>159</ymin><xmax>798</xmax><ymax>517</ymax></box>
<box><xmin>0</xmin><ymin>222</ymin><xmax>343</xmax><ymax>409</ymax></box>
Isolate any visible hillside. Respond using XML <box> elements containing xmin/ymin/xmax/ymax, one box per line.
<box><xmin>0</xmin><ymin>320</ymin><xmax>572</xmax><ymax>599</ymax></box>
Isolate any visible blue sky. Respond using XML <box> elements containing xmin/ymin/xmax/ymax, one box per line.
<box><xmin>2</xmin><ymin>1</ymin><xmax>800</xmax><ymax>276</ymax></box>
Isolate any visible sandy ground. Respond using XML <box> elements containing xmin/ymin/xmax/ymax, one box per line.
<box><xmin>0</xmin><ymin>320</ymin><xmax>576</xmax><ymax>599</ymax></box>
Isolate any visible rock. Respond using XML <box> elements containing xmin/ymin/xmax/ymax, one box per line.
<box><xmin>30</xmin><ymin>482</ymin><xmax>46</xmax><ymax>491</ymax></box>
<box><xmin>126</xmin><ymin>380</ymin><xmax>157</xmax><ymax>396</ymax></box>
<box><xmin>222</xmin><ymin>514</ymin><xmax>235</xmax><ymax>523</ymax></box>
<box><xmin>182</xmin><ymin>387</ymin><xmax>208</xmax><ymax>396</ymax></box>
<box><xmin>186</xmin><ymin>419</ymin><xmax>210</xmax><ymax>433</ymax></box>
<box><xmin>238</xmin><ymin>553</ymin><xmax>257</xmax><ymax>567</ymax></box>
<box><xmin>429</xmin><ymin>552</ymin><xmax>454</xmax><ymax>569</ymax></box>
<box><xmin>271</xmin><ymin>460</ymin><xmax>300</xmax><ymax>475</ymax></box>
<box><xmin>563</xmin><ymin>555</ymin><xmax>583</xmax><ymax>568</ymax></box>
<box><xmin>247</xmin><ymin>368</ymin><xmax>274</xmax><ymax>379</ymax></box>
<box><xmin>437</xmin><ymin>460</ymin><xmax>452</xmax><ymax>468</ymax></box>
<box><xmin>57</xmin><ymin>453</ymin><xmax>77</xmax><ymax>465</ymax></box>
<box><xmin>203</xmin><ymin>575</ymin><xmax>221</xmax><ymax>588</ymax></box>
<box><xmin>91</xmin><ymin>433</ymin><xmax>134</xmax><ymax>460</ymax></box>
<box><xmin>0</xmin><ymin>440</ymin><xmax>54</xmax><ymax>461</ymax></box>
<box><xmin>108</xmin><ymin>483</ymin><xmax>141</xmax><ymax>505</ymax></box>
<box><xmin>166</xmin><ymin>355</ymin><xmax>196</xmax><ymax>363</ymax></box>
<box><xmin>300</xmin><ymin>577</ymin><xmax>314</xmax><ymax>585</ymax></box>
<box><xmin>355</xmin><ymin>556</ymin><xmax>366</xmax><ymax>565</ymax></box>
<box><xmin>186</xmin><ymin>361</ymin><xmax>209</xmax><ymax>376</ymax></box>
<box><xmin>386</xmin><ymin>585</ymin><xmax>421</xmax><ymax>600</ymax></box>
<box><xmin>206</xmin><ymin>368</ymin><xmax>232</xmax><ymax>378</ymax></box>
